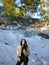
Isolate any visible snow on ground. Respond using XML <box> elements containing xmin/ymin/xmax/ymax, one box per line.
<box><xmin>0</xmin><ymin>29</ymin><xmax>49</xmax><ymax>65</ymax></box>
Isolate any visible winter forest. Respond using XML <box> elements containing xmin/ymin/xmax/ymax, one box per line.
<box><xmin>0</xmin><ymin>0</ymin><xmax>49</xmax><ymax>65</ymax></box>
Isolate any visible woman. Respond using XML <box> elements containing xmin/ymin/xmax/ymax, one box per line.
<box><xmin>16</xmin><ymin>39</ymin><xmax>30</xmax><ymax>65</ymax></box>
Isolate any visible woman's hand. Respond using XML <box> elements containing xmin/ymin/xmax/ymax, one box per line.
<box><xmin>23</xmin><ymin>50</ymin><xmax>27</xmax><ymax>56</ymax></box>
<box><xmin>18</xmin><ymin>57</ymin><xmax>21</xmax><ymax>62</ymax></box>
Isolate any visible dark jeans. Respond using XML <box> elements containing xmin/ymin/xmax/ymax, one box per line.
<box><xmin>16</xmin><ymin>56</ymin><xmax>28</xmax><ymax>65</ymax></box>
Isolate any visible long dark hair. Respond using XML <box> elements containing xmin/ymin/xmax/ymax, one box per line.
<box><xmin>20</xmin><ymin>39</ymin><xmax>28</xmax><ymax>50</ymax></box>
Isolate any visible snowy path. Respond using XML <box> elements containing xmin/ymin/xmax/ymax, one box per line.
<box><xmin>0</xmin><ymin>30</ymin><xmax>49</xmax><ymax>65</ymax></box>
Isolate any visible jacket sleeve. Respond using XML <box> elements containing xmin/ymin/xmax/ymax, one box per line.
<box><xmin>16</xmin><ymin>46</ymin><xmax>21</xmax><ymax>57</ymax></box>
<box><xmin>27</xmin><ymin>47</ymin><xmax>30</xmax><ymax>56</ymax></box>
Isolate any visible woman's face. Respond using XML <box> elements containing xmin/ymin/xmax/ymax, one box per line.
<box><xmin>22</xmin><ymin>40</ymin><xmax>25</xmax><ymax>46</ymax></box>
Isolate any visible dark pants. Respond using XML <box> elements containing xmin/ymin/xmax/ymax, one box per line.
<box><xmin>16</xmin><ymin>57</ymin><xmax>28</xmax><ymax>65</ymax></box>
